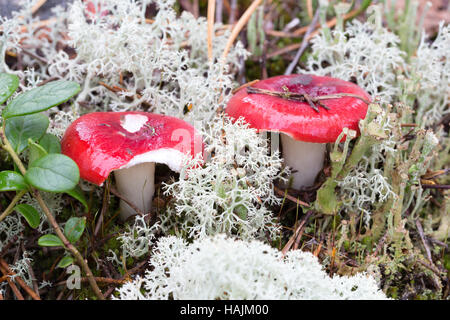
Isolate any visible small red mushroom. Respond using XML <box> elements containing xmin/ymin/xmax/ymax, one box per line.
<box><xmin>83</xmin><ymin>0</ymin><xmax>108</xmax><ymax>18</ymax></box>
<box><xmin>226</xmin><ymin>74</ymin><xmax>370</xmax><ymax>189</ymax></box>
<box><xmin>61</xmin><ymin>112</ymin><xmax>204</xmax><ymax>220</ymax></box>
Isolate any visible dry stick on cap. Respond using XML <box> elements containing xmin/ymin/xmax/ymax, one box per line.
<box><xmin>246</xmin><ymin>86</ymin><xmax>370</xmax><ymax>112</ymax></box>
<box><xmin>61</xmin><ymin>112</ymin><xmax>204</xmax><ymax>221</ymax></box>
<box><xmin>226</xmin><ymin>74</ymin><xmax>371</xmax><ymax>190</ymax></box>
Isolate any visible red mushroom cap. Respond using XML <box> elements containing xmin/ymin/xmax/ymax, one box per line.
<box><xmin>61</xmin><ymin>112</ymin><xmax>204</xmax><ymax>186</ymax></box>
<box><xmin>226</xmin><ymin>74</ymin><xmax>371</xmax><ymax>143</ymax></box>
<box><xmin>84</xmin><ymin>0</ymin><xmax>108</xmax><ymax>18</ymax></box>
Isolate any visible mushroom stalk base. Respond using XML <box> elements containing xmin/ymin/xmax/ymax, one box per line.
<box><xmin>114</xmin><ymin>162</ymin><xmax>155</xmax><ymax>220</ymax></box>
<box><xmin>280</xmin><ymin>133</ymin><xmax>326</xmax><ymax>190</ymax></box>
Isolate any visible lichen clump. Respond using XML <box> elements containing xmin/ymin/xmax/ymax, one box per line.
<box><xmin>162</xmin><ymin>116</ymin><xmax>286</xmax><ymax>240</ymax></box>
<box><xmin>115</xmin><ymin>234</ymin><xmax>389</xmax><ymax>300</ymax></box>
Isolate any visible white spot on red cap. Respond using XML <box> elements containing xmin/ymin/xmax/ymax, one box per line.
<box><xmin>120</xmin><ymin>114</ymin><xmax>149</xmax><ymax>133</ymax></box>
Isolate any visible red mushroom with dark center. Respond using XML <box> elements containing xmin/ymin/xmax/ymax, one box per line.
<box><xmin>226</xmin><ymin>74</ymin><xmax>371</xmax><ymax>190</ymax></box>
<box><xmin>61</xmin><ymin>112</ymin><xmax>204</xmax><ymax>220</ymax></box>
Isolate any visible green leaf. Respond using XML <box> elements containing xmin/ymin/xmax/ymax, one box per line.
<box><xmin>0</xmin><ymin>170</ymin><xmax>28</xmax><ymax>191</ymax></box>
<box><xmin>64</xmin><ymin>217</ymin><xmax>86</xmax><ymax>244</ymax></box>
<box><xmin>14</xmin><ymin>204</ymin><xmax>40</xmax><ymax>229</ymax></box>
<box><xmin>25</xmin><ymin>154</ymin><xmax>80</xmax><ymax>192</ymax></box>
<box><xmin>28</xmin><ymin>139</ymin><xmax>48</xmax><ymax>165</ymax></box>
<box><xmin>0</xmin><ymin>73</ymin><xmax>19</xmax><ymax>105</ymax></box>
<box><xmin>57</xmin><ymin>255</ymin><xmax>74</xmax><ymax>268</ymax></box>
<box><xmin>66</xmin><ymin>185</ymin><xmax>89</xmax><ymax>212</ymax></box>
<box><xmin>38</xmin><ymin>234</ymin><xmax>64</xmax><ymax>247</ymax></box>
<box><xmin>39</xmin><ymin>133</ymin><xmax>61</xmax><ymax>154</ymax></box>
<box><xmin>4</xmin><ymin>113</ymin><xmax>49</xmax><ymax>154</ymax></box>
<box><xmin>2</xmin><ymin>80</ymin><xmax>80</xmax><ymax>119</ymax></box>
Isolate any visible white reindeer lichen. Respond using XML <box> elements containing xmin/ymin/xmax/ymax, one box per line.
<box><xmin>8</xmin><ymin>251</ymin><xmax>34</xmax><ymax>287</ymax></box>
<box><xmin>299</xmin><ymin>15</ymin><xmax>406</xmax><ymax>105</ymax></box>
<box><xmin>115</xmin><ymin>234</ymin><xmax>389</xmax><ymax>300</ymax></box>
<box><xmin>117</xmin><ymin>215</ymin><xmax>159</xmax><ymax>259</ymax></box>
<box><xmin>337</xmin><ymin>106</ymin><xmax>397</xmax><ymax>221</ymax></box>
<box><xmin>0</xmin><ymin>215</ymin><xmax>24</xmax><ymax>252</ymax></box>
<box><xmin>65</xmin><ymin>0</ymin><xmax>248</xmax><ymax>127</ymax></box>
<box><xmin>162</xmin><ymin>116</ymin><xmax>285</xmax><ymax>240</ymax></box>
<box><xmin>411</xmin><ymin>23</ymin><xmax>450</xmax><ymax>126</ymax></box>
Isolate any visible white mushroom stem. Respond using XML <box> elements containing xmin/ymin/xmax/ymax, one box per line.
<box><xmin>280</xmin><ymin>133</ymin><xmax>326</xmax><ymax>190</ymax></box>
<box><xmin>114</xmin><ymin>162</ymin><xmax>155</xmax><ymax>221</ymax></box>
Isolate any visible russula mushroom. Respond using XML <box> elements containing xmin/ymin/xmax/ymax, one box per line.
<box><xmin>61</xmin><ymin>112</ymin><xmax>203</xmax><ymax>220</ymax></box>
<box><xmin>226</xmin><ymin>74</ymin><xmax>370</xmax><ymax>190</ymax></box>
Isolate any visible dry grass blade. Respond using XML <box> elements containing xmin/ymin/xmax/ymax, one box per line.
<box><xmin>31</xmin><ymin>0</ymin><xmax>47</xmax><ymax>15</ymax></box>
<box><xmin>232</xmin><ymin>79</ymin><xmax>260</xmax><ymax>94</ymax></box>
<box><xmin>274</xmin><ymin>186</ymin><xmax>310</xmax><ymax>207</ymax></box>
<box><xmin>281</xmin><ymin>211</ymin><xmax>313</xmax><ymax>256</ymax></box>
<box><xmin>306</xmin><ymin>0</ymin><xmax>314</xmax><ymax>19</ymax></box>
<box><xmin>0</xmin><ymin>260</ymin><xmax>25</xmax><ymax>300</ymax></box>
<box><xmin>207</xmin><ymin>0</ymin><xmax>216</xmax><ymax>62</ymax></box>
<box><xmin>0</xmin><ymin>258</ymin><xmax>41</xmax><ymax>300</ymax></box>
<box><xmin>221</xmin><ymin>0</ymin><xmax>263</xmax><ymax>62</ymax></box>
<box><xmin>415</xmin><ymin>219</ymin><xmax>435</xmax><ymax>266</ymax></box>
<box><xmin>55</xmin><ymin>277</ymin><xmax>128</xmax><ymax>287</ymax></box>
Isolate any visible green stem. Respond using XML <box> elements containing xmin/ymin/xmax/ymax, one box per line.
<box><xmin>0</xmin><ymin>189</ymin><xmax>27</xmax><ymax>223</ymax></box>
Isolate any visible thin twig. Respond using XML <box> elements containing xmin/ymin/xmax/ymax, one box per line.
<box><xmin>0</xmin><ymin>259</ymin><xmax>38</xmax><ymax>300</ymax></box>
<box><xmin>232</xmin><ymin>79</ymin><xmax>260</xmax><ymax>94</ymax></box>
<box><xmin>284</xmin><ymin>9</ymin><xmax>320</xmax><ymax>75</ymax></box>
<box><xmin>418</xmin><ymin>260</ymin><xmax>444</xmax><ymax>278</ymax></box>
<box><xmin>34</xmin><ymin>191</ymin><xmax>105</xmax><ymax>299</ymax></box>
<box><xmin>193</xmin><ymin>0</ymin><xmax>199</xmax><ymax>18</ymax></box>
<box><xmin>207</xmin><ymin>0</ymin><xmax>216</xmax><ymax>62</ymax></box>
<box><xmin>422</xmin><ymin>168</ymin><xmax>450</xmax><ymax>180</ymax></box>
<box><xmin>31</xmin><ymin>0</ymin><xmax>47</xmax><ymax>15</ymax></box>
<box><xmin>416</xmin><ymin>219</ymin><xmax>433</xmax><ymax>264</ymax></box>
<box><xmin>400</xmin><ymin>123</ymin><xmax>418</xmax><ymax>128</ymax></box>
<box><xmin>229</xmin><ymin>0</ymin><xmax>238</xmax><ymax>24</ymax></box>
<box><xmin>21</xmin><ymin>48</ymin><xmax>48</xmax><ymax>64</ymax></box>
<box><xmin>55</xmin><ymin>276</ymin><xmax>127</xmax><ymax>287</ymax></box>
<box><xmin>37</xmin><ymin>76</ymin><xmax>60</xmax><ymax>87</ymax></box>
<box><xmin>274</xmin><ymin>186</ymin><xmax>310</xmax><ymax>207</ymax></box>
<box><xmin>266</xmin><ymin>6</ymin><xmax>365</xmax><ymax>58</ymax></box>
<box><xmin>372</xmin><ymin>232</ymin><xmax>389</xmax><ymax>257</ymax></box>
<box><xmin>0</xmin><ymin>18</ymin><xmax>57</xmax><ymax>33</ymax></box>
<box><xmin>293</xmin><ymin>7</ymin><xmax>361</xmax><ymax>36</ymax></box>
<box><xmin>0</xmin><ymin>268</ymin><xmax>24</xmax><ymax>300</ymax></box>
<box><xmin>94</xmin><ymin>178</ymin><xmax>111</xmax><ymax>237</ymax></box>
<box><xmin>215</xmin><ymin>0</ymin><xmax>223</xmax><ymax>24</ymax></box>
<box><xmin>281</xmin><ymin>210</ymin><xmax>314</xmax><ymax>256</ymax></box>
<box><xmin>109</xmin><ymin>186</ymin><xmax>145</xmax><ymax>217</ymax></box>
<box><xmin>421</xmin><ymin>184</ymin><xmax>450</xmax><ymax>190</ymax></box>
<box><xmin>427</xmin><ymin>236</ymin><xmax>449</xmax><ymax>250</ymax></box>
<box><xmin>221</xmin><ymin>0</ymin><xmax>263</xmax><ymax>62</ymax></box>
<box><xmin>0</xmin><ymin>190</ymin><xmax>28</xmax><ymax>224</ymax></box>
